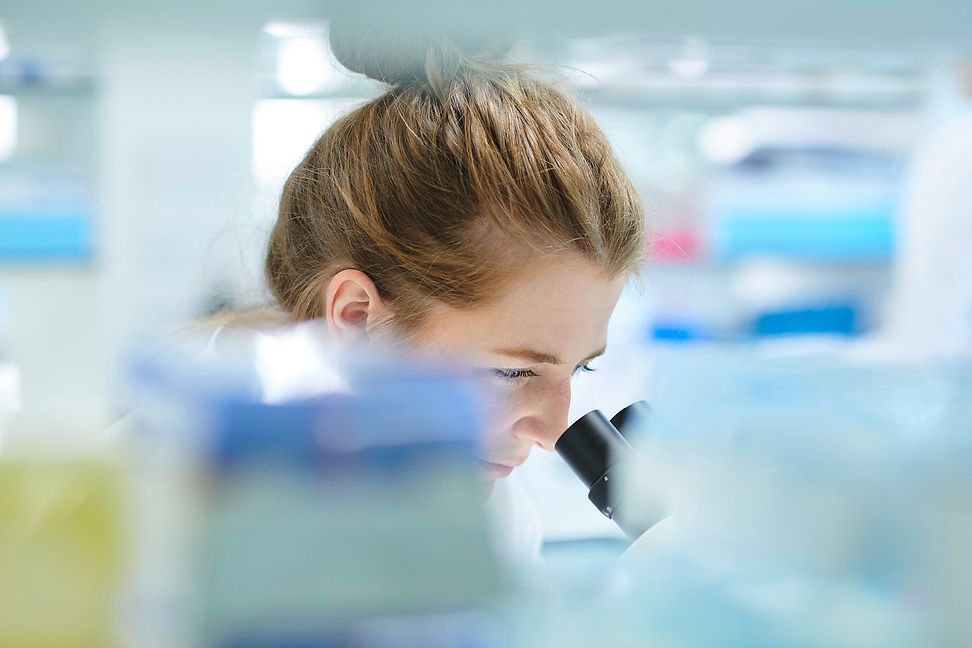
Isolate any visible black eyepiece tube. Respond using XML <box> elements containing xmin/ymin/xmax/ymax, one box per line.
<box><xmin>555</xmin><ymin>410</ymin><xmax>631</xmax><ymax>490</ymax></box>
<box><xmin>610</xmin><ymin>400</ymin><xmax>653</xmax><ymax>441</ymax></box>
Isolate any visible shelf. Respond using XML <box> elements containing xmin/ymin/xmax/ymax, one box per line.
<box><xmin>0</xmin><ymin>60</ymin><xmax>96</xmax><ymax>97</ymax></box>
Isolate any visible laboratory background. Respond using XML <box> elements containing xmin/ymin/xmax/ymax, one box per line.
<box><xmin>1</xmin><ymin>0</ymin><xmax>971</xmax><ymax>646</ymax></box>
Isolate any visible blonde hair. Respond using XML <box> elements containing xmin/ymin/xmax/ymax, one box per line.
<box><xmin>265</xmin><ymin>30</ymin><xmax>645</xmax><ymax>334</ymax></box>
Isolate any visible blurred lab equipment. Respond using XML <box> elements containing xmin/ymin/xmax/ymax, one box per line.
<box><xmin>125</xmin><ymin>324</ymin><xmax>504</xmax><ymax>648</ymax></box>
<box><xmin>0</xmin><ymin>455</ymin><xmax>125</xmax><ymax>648</ymax></box>
<box><xmin>884</xmin><ymin>62</ymin><xmax>972</xmax><ymax>360</ymax></box>
<box><xmin>604</xmin><ymin>350</ymin><xmax>972</xmax><ymax>647</ymax></box>
<box><xmin>0</xmin><ymin>288</ymin><xmax>19</xmax><ymax>417</ymax></box>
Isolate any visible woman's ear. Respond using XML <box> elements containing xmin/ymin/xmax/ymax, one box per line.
<box><xmin>324</xmin><ymin>269</ymin><xmax>385</xmax><ymax>342</ymax></box>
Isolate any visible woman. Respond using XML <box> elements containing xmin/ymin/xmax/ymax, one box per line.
<box><xmin>263</xmin><ymin>27</ymin><xmax>646</xmax><ymax>554</ymax></box>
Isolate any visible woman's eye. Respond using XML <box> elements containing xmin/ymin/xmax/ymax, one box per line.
<box><xmin>572</xmin><ymin>363</ymin><xmax>597</xmax><ymax>377</ymax></box>
<box><xmin>492</xmin><ymin>368</ymin><xmax>538</xmax><ymax>383</ymax></box>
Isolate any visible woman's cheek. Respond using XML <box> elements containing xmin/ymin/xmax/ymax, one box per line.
<box><xmin>478</xmin><ymin>386</ymin><xmax>523</xmax><ymax>446</ymax></box>
<box><xmin>481</xmin><ymin>404</ymin><xmax>517</xmax><ymax>448</ymax></box>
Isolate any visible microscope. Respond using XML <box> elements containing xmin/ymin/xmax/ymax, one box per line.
<box><xmin>555</xmin><ymin>401</ymin><xmax>656</xmax><ymax>540</ymax></box>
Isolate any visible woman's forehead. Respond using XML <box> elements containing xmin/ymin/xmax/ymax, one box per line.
<box><xmin>417</xmin><ymin>260</ymin><xmax>625</xmax><ymax>360</ymax></box>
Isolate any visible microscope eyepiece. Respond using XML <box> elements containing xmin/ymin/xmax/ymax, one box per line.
<box><xmin>555</xmin><ymin>402</ymin><xmax>654</xmax><ymax>540</ymax></box>
<box><xmin>610</xmin><ymin>400</ymin><xmax>653</xmax><ymax>440</ymax></box>
<box><xmin>555</xmin><ymin>409</ymin><xmax>631</xmax><ymax>489</ymax></box>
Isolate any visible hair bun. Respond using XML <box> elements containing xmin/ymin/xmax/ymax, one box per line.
<box><xmin>328</xmin><ymin>17</ymin><xmax>512</xmax><ymax>88</ymax></box>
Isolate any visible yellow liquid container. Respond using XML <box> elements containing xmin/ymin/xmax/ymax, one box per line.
<box><xmin>0</xmin><ymin>460</ymin><xmax>125</xmax><ymax>648</ymax></box>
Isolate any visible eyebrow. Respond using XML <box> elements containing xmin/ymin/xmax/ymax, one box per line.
<box><xmin>493</xmin><ymin>346</ymin><xmax>607</xmax><ymax>366</ymax></box>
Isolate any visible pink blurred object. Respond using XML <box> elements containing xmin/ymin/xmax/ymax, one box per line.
<box><xmin>649</xmin><ymin>230</ymin><xmax>702</xmax><ymax>262</ymax></box>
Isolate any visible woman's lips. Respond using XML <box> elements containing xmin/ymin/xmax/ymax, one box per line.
<box><xmin>480</xmin><ymin>461</ymin><xmax>514</xmax><ymax>478</ymax></box>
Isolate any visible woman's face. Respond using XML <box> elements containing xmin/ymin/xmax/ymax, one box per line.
<box><xmin>413</xmin><ymin>258</ymin><xmax>627</xmax><ymax>484</ymax></box>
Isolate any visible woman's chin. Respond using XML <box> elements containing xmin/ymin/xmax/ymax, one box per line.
<box><xmin>479</xmin><ymin>462</ymin><xmax>514</xmax><ymax>500</ymax></box>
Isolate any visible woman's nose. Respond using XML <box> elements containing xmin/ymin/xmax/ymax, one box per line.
<box><xmin>513</xmin><ymin>381</ymin><xmax>571</xmax><ymax>451</ymax></box>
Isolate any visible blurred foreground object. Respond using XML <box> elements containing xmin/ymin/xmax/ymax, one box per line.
<box><xmin>127</xmin><ymin>324</ymin><xmax>501</xmax><ymax>647</ymax></box>
<box><xmin>884</xmin><ymin>61</ymin><xmax>972</xmax><ymax>359</ymax></box>
<box><xmin>0</xmin><ymin>456</ymin><xmax>125</xmax><ymax>648</ymax></box>
<box><xmin>611</xmin><ymin>351</ymin><xmax>972</xmax><ymax>646</ymax></box>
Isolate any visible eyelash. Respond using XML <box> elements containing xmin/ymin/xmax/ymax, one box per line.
<box><xmin>492</xmin><ymin>364</ymin><xmax>596</xmax><ymax>383</ymax></box>
<box><xmin>574</xmin><ymin>364</ymin><xmax>597</xmax><ymax>376</ymax></box>
<box><xmin>492</xmin><ymin>368</ymin><xmax>538</xmax><ymax>382</ymax></box>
